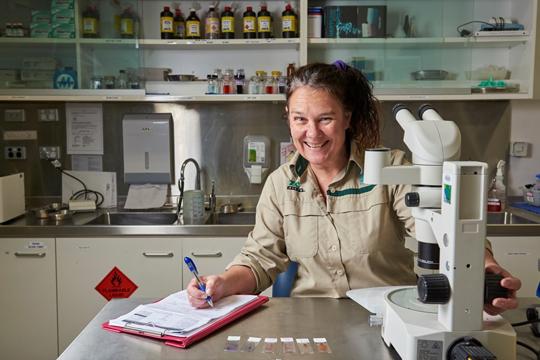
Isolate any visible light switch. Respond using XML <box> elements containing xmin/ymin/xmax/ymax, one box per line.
<box><xmin>510</xmin><ymin>141</ymin><xmax>529</xmax><ymax>157</ymax></box>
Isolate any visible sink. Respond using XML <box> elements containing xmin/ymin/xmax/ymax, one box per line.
<box><xmin>205</xmin><ymin>212</ymin><xmax>256</xmax><ymax>225</ymax></box>
<box><xmin>486</xmin><ymin>212</ymin><xmax>538</xmax><ymax>225</ymax></box>
<box><xmin>85</xmin><ymin>212</ymin><xmax>178</xmax><ymax>225</ymax></box>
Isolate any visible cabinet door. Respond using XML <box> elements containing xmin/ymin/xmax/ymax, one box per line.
<box><xmin>0</xmin><ymin>238</ymin><xmax>57</xmax><ymax>360</ymax></box>
<box><xmin>57</xmin><ymin>237</ymin><xmax>182</xmax><ymax>353</ymax></box>
<box><xmin>488</xmin><ymin>236</ymin><xmax>540</xmax><ymax>297</ymax></box>
<box><xmin>182</xmin><ymin>237</ymin><xmax>246</xmax><ymax>287</ymax></box>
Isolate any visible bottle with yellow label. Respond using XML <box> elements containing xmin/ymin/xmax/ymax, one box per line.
<box><xmin>120</xmin><ymin>7</ymin><xmax>135</xmax><ymax>38</ymax></box>
<box><xmin>243</xmin><ymin>6</ymin><xmax>256</xmax><ymax>39</ymax></box>
<box><xmin>82</xmin><ymin>5</ymin><xmax>99</xmax><ymax>38</ymax></box>
<box><xmin>282</xmin><ymin>4</ymin><xmax>297</xmax><ymax>38</ymax></box>
<box><xmin>220</xmin><ymin>6</ymin><xmax>235</xmax><ymax>39</ymax></box>
<box><xmin>173</xmin><ymin>8</ymin><xmax>185</xmax><ymax>39</ymax></box>
<box><xmin>257</xmin><ymin>5</ymin><xmax>272</xmax><ymax>38</ymax></box>
<box><xmin>186</xmin><ymin>8</ymin><xmax>201</xmax><ymax>39</ymax></box>
<box><xmin>160</xmin><ymin>6</ymin><xmax>174</xmax><ymax>39</ymax></box>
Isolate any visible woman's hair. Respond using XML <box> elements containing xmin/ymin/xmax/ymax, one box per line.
<box><xmin>286</xmin><ymin>62</ymin><xmax>380</xmax><ymax>152</ymax></box>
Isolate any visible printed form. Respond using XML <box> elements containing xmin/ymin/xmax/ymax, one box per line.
<box><xmin>109</xmin><ymin>290</ymin><xmax>257</xmax><ymax>336</ymax></box>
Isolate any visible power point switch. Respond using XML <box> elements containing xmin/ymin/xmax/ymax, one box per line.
<box><xmin>39</xmin><ymin>146</ymin><xmax>61</xmax><ymax>160</ymax></box>
<box><xmin>510</xmin><ymin>141</ymin><xmax>529</xmax><ymax>157</ymax></box>
<box><xmin>4</xmin><ymin>146</ymin><xmax>27</xmax><ymax>160</ymax></box>
<box><xmin>4</xmin><ymin>109</ymin><xmax>25</xmax><ymax>122</ymax></box>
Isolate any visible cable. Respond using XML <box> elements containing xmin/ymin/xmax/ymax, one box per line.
<box><xmin>512</xmin><ymin>319</ymin><xmax>540</xmax><ymax>327</ymax></box>
<box><xmin>50</xmin><ymin>160</ymin><xmax>105</xmax><ymax>207</ymax></box>
<box><xmin>456</xmin><ymin>20</ymin><xmax>496</xmax><ymax>37</ymax></box>
<box><xmin>516</xmin><ymin>341</ymin><xmax>540</xmax><ymax>360</ymax></box>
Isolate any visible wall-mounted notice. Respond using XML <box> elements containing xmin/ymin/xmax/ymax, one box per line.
<box><xmin>66</xmin><ymin>103</ymin><xmax>104</xmax><ymax>155</ymax></box>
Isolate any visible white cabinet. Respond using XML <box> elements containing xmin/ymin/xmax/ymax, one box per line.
<box><xmin>0</xmin><ymin>238</ymin><xmax>57</xmax><ymax>360</ymax></box>
<box><xmin>182</xmin><ymin>237</ymin><xmax>247</xmax><ymax>286</ymax></box>
<box><xmin>56</xmin><ymin>237</ymin><xmax>182</xmax><ymax>353</ymax></box>
<box><xmin>488</xmin><ymin>236</ymin><xmax>540</xmax><ymax>297</ymax></box>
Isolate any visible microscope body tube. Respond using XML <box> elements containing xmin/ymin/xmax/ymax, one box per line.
<box><xmin>418</xmin><ymin>104</ymin><xmax>445</xmax><ymax>121</ymax></box>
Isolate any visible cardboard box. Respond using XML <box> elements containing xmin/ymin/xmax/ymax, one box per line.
<box><xmin>324</xmin><ymin>6</ymin><xmax>386</xmax><ymax>38</ymax></box>
<box><xmin>31</xmin><ymin>10</ymin><xmax>51</xmax><ymax>24</ymax></box>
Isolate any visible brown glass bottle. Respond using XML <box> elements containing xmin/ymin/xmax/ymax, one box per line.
<box><xmin>220</xmin><ymin>6</ymin><xmax>235</xmax><ymax>39</ymax></box>
<box><xmin>173</xmin><ymin>8</ymin><xmax>185</xmax><ymax>39</ymax></box>
<box><xmin>185</xmin><ymin>8</ymin><xmax>201</xmax><ymax>39</ymax></box>
<box><xmin>243</xmin><ymin>6</ymin><xmax>257</xmax><ymax>39</ymax></box>
<box><xmin>257</xmin><ymin>5</ymin><xmax>272</xmax><ymax>38</ymax></box>
<box><xmin>160</xmin><ymin>6</ymin><xmax>174</xmax><ymax>39</ymax></box>
<box><xmin>282</xmin><ymin>4</ymin><xmax>297</xmax><ymax>38</ymax></box>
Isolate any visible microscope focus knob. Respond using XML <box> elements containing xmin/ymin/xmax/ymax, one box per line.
<box><xmin>484</xmin><ymin>273</ymin><xmax>509</xmax><ymax>304</ymax></box>
<box><xmin>417</xmin><ymin>274</ymin><xmax>451</xmax><ymax>304</ymax></box>
<box><xmin>405</xmin><ymin>192</ymin><xmax>420</xmax><ymax>207</ymax></box>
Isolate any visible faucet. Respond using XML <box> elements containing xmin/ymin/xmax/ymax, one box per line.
<box><xmin>177</xmin><ymin>158</ymin><xmax>201</xmax><ymax>218</ymax></box>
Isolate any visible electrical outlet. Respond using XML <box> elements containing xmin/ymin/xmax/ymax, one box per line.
<box><xmin>39</xmin><ymin>146</ymin><xmax>61</xmax><ymax>160</ymax></box>
<box><xmin>4</xmin><ymin>109</ymin><xmax>25</xmax><ymax>122</ymax></box>
<box><xmin>38</xmin><ymin>109</ymin><xmax>59</xmax><ymax>121</ymax></box>
<box><xmin>4</xmin><ymin>146</ymin><xmax>27</xmax><ymax>160</ymax></box>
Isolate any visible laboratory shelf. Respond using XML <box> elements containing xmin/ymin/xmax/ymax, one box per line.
<box><xmin>139</xmin><ymin>38</ymin><xmax>301</xmax><ymax>50</ymax></box>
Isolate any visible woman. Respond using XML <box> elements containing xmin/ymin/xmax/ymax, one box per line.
<box><xmin>188</xmin><ymin>62</ymin><xmax>520</xmax><ymax>315</ymax></box>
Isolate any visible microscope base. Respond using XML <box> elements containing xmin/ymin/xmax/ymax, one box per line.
<box><xmin>381</xmin><ymin>287</ymin><xmax>516</xmax><ymax>360</ymax></box>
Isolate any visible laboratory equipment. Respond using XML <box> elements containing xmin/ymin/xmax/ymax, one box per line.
<box><xmin>122</xmin><ymin>113</ymin><xmax>174</xmax><ymax>184</ymax></box>
<box><xmin>362</xmin><ymin>104</ymin><xmax>516</xmax><ymax>359</ymax></box>
<box><xmin>243</xmin><ymin>135</ymin><xmax>270</xmax><ymax>184</ymax></box>
<box><xmin>0</xmin><ymin>173</ymin><xmax>25</xmax><ymax>223</ymax></box>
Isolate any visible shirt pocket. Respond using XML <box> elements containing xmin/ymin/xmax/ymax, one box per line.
<box><xmin>282</xmin><ymin>200</ymin><xmax>320</xmax><ymax>260</ymax></box>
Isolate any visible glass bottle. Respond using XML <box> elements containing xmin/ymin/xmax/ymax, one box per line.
<box><xmin>222</xmin><ymin>69</ymin><xmax>235</xmax><ymax>94</ymax></box>
<box><xmin>116</xmin><ymin>70</ymin><xmax>128</xmax><ymax>88</ymax></box>
<box><xmin>256</xmin><ymin>70</ymin><xmax>266</xmax><ymax>94</ymax></box>
<box><xmin>120</xmin><ymin>7</ymin><xmax>135</xmax><ymax>38</ymax></box>
<box><xmin>205</xmin><ymin>5</ymin><xmax>220</xmax><ymax>39</ymax></box>
<box><xmin>286</xmin><ymin>63</ymin><xmax>296</xmax><ymax>79</ymax></box>
<box><xmin>243</xmin><ymin>6</ymin><xmax>257</xmax><ymax>39</ymax></box>
<box><xmin>234</xmin><ymin>69</ymin><xmax>245</xmax><ymax>94</ymax></box>
<box><xmin>82</xmin><ymin>5</ymin><xmax>99</xmax><ymax>38</ymax></box>
<box><xmin>206</xmin><ymin>74</ymin><xmax>218</xmax><ymax>94</ymax></box>
<box><xmin>186</xmin><ymin>8</ymin><xmax>201</xmax><ymax>39</ymax></box>
<box><xmin>248</xmin><ymin>74</ymin><xmax>259</xmax><ymax>94</ymax></box>
<box><xmin>278</xmin><ymin>75</ymin><xmax>287</xmax><ymax>94</ymax></box>
<box><xmin>173</xmin><ymin>8</ymin><xmax>185</xmax><ymax>39</ymax></box>
<box><xmin>160</xmin><ymin>6</ymin><xmax>174</xmax><ymax>39</ymax></box>
<box><xmin>104</xmin><ymin>75</ymin><xmax>115</xmax><ymax>89</ymax></box>
<box><xmin>271</xmin><ymin>71</ymin><xmax>281</xmax><ymax>93</ymax></box>
<box><xmin>213</xmin><ymin>68</ymin><xmax>223</xmax><ymax>93</ymax></box>
<box><xmin>220</xmin><ymin>6</ymin><xmax>235</xmax><ymax>39</ymax></box>
<box><xmin>257</xmin><ymin>5</ymin><xmax>272</xmax><ymax>38</ymax></box>
<box><xmin>282</xmin><ymin>4</ymin><xmax>297</xmax><ymax>38</ymax></box>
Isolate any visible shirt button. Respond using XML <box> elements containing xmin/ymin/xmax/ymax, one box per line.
<box><xmin>328</xmin><ymin>187</ymin><xmax>335</xmax><ymax>193</ymax></box>
<box><xmin>330</xmin><ymin>245</ymin><xmax>337</xmax><ymax>251</ymax></box>
<box><xmin>337</xmin><ymin>270</ymin><xmax>344</xmax><ymax>276</ymax></box>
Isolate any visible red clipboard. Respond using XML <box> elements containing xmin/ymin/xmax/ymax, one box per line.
<box><xmin>102</xmin><ymin>295</ymin><xmax>268</xmax><ymax>348</ymax></box>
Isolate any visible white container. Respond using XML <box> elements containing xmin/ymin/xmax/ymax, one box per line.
<box><xmin>0</xmin><ymin>173</ymin><xmax>25</xmax><ymax>223</ymax></box>
<box><xmin>183</xmin><ymin>190</ymin><xmax>205</xmax><ymax>224</ymax></box>
<box><xmin>308</xmin><ymin>7</ymin><xmax>322</xmax><ymax>38</ymax></box>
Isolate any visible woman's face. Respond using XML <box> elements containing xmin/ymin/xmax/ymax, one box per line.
<box><xmin>287</xmin><ymin>86</ymin><xmax>351</xmax><ymax>169</ymax></box>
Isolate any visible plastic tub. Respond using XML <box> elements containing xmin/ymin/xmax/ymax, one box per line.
<box><xmin>522</xmin><ymin>186</ymin><xmax>540</xmax><ymax>206</ymax></box>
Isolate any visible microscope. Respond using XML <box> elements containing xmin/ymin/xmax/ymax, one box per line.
<box><xmin>363</xmin><ymin>104</ymin><xmax>516</xmax><ymax>359</ymax></box>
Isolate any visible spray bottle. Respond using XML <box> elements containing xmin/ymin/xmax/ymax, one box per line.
<box><xmin>487</xmin><ymin>160</ymin><xmax>506</xmax><ymax>212</ymax></box>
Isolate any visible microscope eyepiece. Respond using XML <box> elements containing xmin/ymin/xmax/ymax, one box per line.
<box><xmin>417</xmin><ymin>103</ymin><xmax>434</xmax><ymax>120</ymax></box>
<box><xmin>392</xmin><ymin>103</ymin><xmax>409</xmax><ymax>118</ymax></box>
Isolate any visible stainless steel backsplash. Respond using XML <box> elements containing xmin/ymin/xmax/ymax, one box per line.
<box><xmin>0</xmin><ymin>101</ymin><xmax>510</xmax><ymax>204</ymax></box>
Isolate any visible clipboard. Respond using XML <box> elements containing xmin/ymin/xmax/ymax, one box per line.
<box><xmin>102</xmin><ymin>295</ymin><xmax>269</xmax><ymax>348</ymax></box>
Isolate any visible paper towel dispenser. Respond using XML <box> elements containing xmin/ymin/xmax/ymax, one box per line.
<box><xmin>123</xmin><ymin>113</ymin><xmax>174</xmax><ymax>184</ymax></box>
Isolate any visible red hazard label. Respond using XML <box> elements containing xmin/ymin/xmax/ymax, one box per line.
<box><xmin>95</xmin><ymin>266</ymin><xmax>138</xmax><ymax>301</ymax></box>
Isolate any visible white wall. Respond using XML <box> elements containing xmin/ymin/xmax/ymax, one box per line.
<box><xmin>508</xmin><ymin>100</ymin><xmax>540</xmax><ymax>195</ymax></box>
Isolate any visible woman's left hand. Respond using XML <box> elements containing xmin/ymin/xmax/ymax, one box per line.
<box><xmin>484</xmin><ymin>253</ymin><xmax>522</xmax><ymax>315</ymax></box>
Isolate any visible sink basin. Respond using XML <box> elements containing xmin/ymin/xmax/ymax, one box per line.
<box><xmin>85</xmin><ymin>212</ymin><xmax>178</xmax><ymax>225</ymax></box>
<box><xmin>205</xmin><ymin>212</ymin><xmax>256</xmax><ymax>225</ymax></box>
<box><xmin>486</xmin><ymin>212</ymin><xmax>538</xmax><ymax>225</ymax></box>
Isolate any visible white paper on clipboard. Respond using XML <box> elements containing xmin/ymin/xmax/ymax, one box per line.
<box><xmin>66</xmin><ymin>103</ymin><xmax>104</xmax><ymax>155</ymax></box>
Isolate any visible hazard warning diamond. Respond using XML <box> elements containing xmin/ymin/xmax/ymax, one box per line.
<box><xmin>95</xmin><ymin>266</ymin><xmax>138</xmax><ymax>301</ymax></box>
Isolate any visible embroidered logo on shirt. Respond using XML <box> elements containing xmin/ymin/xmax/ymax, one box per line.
<box><xmin>287</xmin><ymin>180</ymin><xmax>304</xmax><ymax>192</ymax></box>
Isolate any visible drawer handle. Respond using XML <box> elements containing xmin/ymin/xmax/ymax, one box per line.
<box><xmin>142</xmin><ymin>252</ymin><xmax>174</xmax><ymax>257</ymax></box>
<box><xmin>14</xmin><ymin>252</ymin><xmax>46</xmax><ymax>258</ymax></box>
<box><xmin>191</xmin><ymin>251</ymin><xmax>223</xmax><ymax>258</ymax></box>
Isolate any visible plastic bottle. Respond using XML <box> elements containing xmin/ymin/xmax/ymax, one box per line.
<box><xmin>243</xmin><ymin>6</ymin><xmax>257</xmax><ymax>39</ymax></box>
<box><xmin>82</xmin><ymin>5</ymin><xmax>99</xmax><ymax>38</ymax></box>
<box><xmin>173</xmin><ymin>8</ymin><xmax>185</xmax><ymax>39</ymax></box>
<box><xmin>205</xmin><ymin>5</ymin><xmax>220</xmax><ymax>39</ymax></box>
<box><xmin>257</xmin><ymin>5</ymin><xmax>272</xmax><ymax>38</ymax></box>
<box><xmin>487</xmin><ymin>160</ymin><xmax>506</xmax><ymax>212</ymax></box>
<box><xmin>281</xmin><ymin>4</ymin><xmax>297</xmax><ymax>38</ymax></box>
<box><xmin>160</xmin><ymin>6</ymin><xmax>174</xmax><ymax>39</ymax></box>
<box><xmin>220</xmin><ymin>6</ymin><xmax>235</xmax><ymax>39</ymax></box>
<box><xmin>185</xmin><ymin>8</ymin><xmax>201</xmax><ymax>39</ymax></box>
<box><xmin>120</xmin><ymin>7</ymin><xmax>135</xmax><ymax>38</ymax></box>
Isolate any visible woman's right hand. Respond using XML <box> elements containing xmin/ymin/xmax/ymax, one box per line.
<box><xmin>186</xmin><ymin>274</ymin><xmax>227</xmax><ymax>308</ymax></box>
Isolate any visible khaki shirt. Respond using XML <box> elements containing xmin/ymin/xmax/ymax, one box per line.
<box><xmin>229</xmin><ymin>143</ymin><xmax>418</xmax><ymax>297</ymax></box>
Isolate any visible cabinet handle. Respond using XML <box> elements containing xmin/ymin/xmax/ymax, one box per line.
<box><xmin>14</xmin><ymin>252</ymin><xmax>46</xmax><ymax>258</ymax></box>
<box><xmin>142</xmin><ymin>252</ymin><xmax>174</xmax><ymax>257</ymax></box>
<box><xmin>191</xmin><ymin>251</ymin><xmax>223</xmax><ymax>258</ymax></box>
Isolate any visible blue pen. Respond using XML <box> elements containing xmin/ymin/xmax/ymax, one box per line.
<box><xmin>184</xmin><ymin>256</ymin><xmax>214</xmax><ymax>307</ymax></box>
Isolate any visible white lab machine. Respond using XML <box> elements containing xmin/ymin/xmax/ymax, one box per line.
<box><xmin>122</xmin><ymin>113</ymin><xmax>174</xmax><ymax>184</ymax></box>
<box><xmin>0</xmin><ymin>173</ymin><xmax>25</xmax><ymax>223</ymax></box>
<box><xmin>359</xmin><ymin>104</ymin><xmax>516</xmax><ymax>359</ymax></box>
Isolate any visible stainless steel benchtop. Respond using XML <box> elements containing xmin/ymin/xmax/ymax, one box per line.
<box><xmin>57</xmin><ymin>297</ymin><xmax>540</xmax><ymax>360</ymax></box>
<box><xmin>1</xmin><ymin>206</ymin><xmax>540</xmax><ymax>238</ymax></box>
